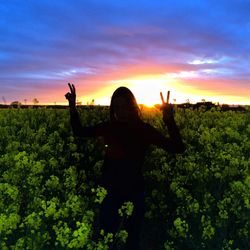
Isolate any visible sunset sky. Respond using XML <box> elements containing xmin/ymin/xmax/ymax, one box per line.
<box><xmin>1</xmin><ymin>0</ymin><xmax>250</xmax><ymax>106</ymax></box>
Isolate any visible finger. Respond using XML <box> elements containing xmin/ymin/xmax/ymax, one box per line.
<box><xmin>72</xmin><ymin>84</ymin><xmax>76</xmax><ymax>95</ymax></box>
<box><xmin>167</xmin><ymin>90</ymin><xmax>170</xmax><ymax>104</ymax></box>
<box><xmin>68</xmin><ymin>83</ymin><xmax>73</xmax><ymax>93</ymax></box>
<box><xmin>160</xmin><ymin>92</ymin><xmax>165</xmax><ymax>104</ymax></box>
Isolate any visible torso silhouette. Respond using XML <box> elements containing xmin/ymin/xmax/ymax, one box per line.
<box><xmin>99</xmin><ymin>120</ymin><xmax>150</xmax><ymax>195</ymax></box>
<box><xmin>70</xmin><ymin>110</ymin><xmax>184</xmax><ymax>196</ymax></box>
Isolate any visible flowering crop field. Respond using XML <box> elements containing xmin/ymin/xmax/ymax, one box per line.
<box><xmin>0</xmin><ymin>106</ymin><xmax>249</xmax><ymax>249</ymax></box>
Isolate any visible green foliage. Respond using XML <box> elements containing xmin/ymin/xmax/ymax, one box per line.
<box><xmin>0</xmin><ymin>106</ymin><xmax>249</xmax><ymax>249</ymax></box>
<box><xmin>0</xmin><ymin>108</ymin><xmax>110</xmax><ymax>249</ymax></box>
<box><xmin>143</xmin><ymin>107</ymin><xmax>250</xmax><ymax>249</ymax></box>
<box><xmin>91</xmin><ymin>186</ymin><xmax>107</xmax><ymax>204</ymax></box>
<box><xmin>118</xmin><ymin>201</ymin><xmax>134</xmax><ymax>218</ymax></box>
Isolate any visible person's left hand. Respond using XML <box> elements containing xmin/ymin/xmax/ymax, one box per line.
<box><xmin>160</xmin><ymin>91</ymin><xmax>174</xmax><ymax>122</ymax></box>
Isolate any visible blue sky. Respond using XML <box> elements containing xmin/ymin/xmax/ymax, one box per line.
<box><xmin>1</xmin><ymin>0</ymin><xmax>250</xmax><ymax>105</ymax></box>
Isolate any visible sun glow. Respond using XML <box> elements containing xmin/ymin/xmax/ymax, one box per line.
<box><xmin>109</xmin><ymin>75</ymin><xmax>192</xmax><ymax>106</ymax></box>
<box><xmin>77</xmin><ymin>74</ymin><xmax>214</xmax><ymax>106</ymax></box>
<box><xmin>76</xmin><ymin>74</ymin><xmax>250</xmax><ymax>106</ymax></box>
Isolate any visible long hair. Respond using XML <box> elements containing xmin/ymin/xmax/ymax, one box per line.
<box><xmin>110</xmin><ymin>86</ymin><xmax>141</xmax><ymax>122</ymax></box>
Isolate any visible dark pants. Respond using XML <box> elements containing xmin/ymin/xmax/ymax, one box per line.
<box><xmin>99</xmin><ymin>191</ymin><xmax>145</xmax><ymax>250</ymax></box>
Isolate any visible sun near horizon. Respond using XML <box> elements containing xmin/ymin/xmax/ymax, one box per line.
<box><xmin>71</xmin><ymin>74</ymin><xmax>250</xmax><ymax>107</ymax></box>
<box><xmin>4</xmin><ymin>74</ymin><xmax>249</xmax><ymax>107</ymax></box>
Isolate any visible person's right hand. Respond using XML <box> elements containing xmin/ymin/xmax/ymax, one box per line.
<box><xmin>65</xmin><ymin>83</ymin><xmax>76</xmax><ymax>107</ymax></box>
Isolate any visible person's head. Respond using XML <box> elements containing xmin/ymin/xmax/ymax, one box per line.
<box><xmin>110</xmin><ymin>86</ymin><xmax>141</xmax><ymax>122</ymax></box>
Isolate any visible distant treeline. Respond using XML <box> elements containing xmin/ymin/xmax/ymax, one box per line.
<box><xmin>0</xmin><ymin>102</ymin><xmax>248</xmax><ymax>112</ymax></box>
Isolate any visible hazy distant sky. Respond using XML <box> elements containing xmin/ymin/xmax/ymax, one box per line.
<box><xmin>1</xmin><ymin>0</ymin><xmax>250</xmax><ymax>105</ymax></box>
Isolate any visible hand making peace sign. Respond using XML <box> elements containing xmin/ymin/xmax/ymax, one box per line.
<box><xmin>160</xmin><ymin>90</ymin><xmax>174</xmax><ymax>123</ymax></box>
<box><xmin>65</xmin><ymin>83</ymin><xmax>76</xmax><ymax>107</ymax></box>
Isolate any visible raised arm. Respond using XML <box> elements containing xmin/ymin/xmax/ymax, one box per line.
<box><xmin>65</xmin><ymin>83</ymin><xmax>82</xmax><ymax>136</ymax></box>
<box><xmin>155</xmin><ymin>91</ymin><xmax>185</xmax><ymax>153</ymax></box>
<box><xmin>65</xmin><ymin>83</ymin><xmax>101</xmax><ymax>137</ymax></box>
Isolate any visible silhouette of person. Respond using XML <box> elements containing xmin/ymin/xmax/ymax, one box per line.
<box><xmin>65</xmin><ymin>83</ymin><xmax>185</xmax><ymax>249</ymax></box>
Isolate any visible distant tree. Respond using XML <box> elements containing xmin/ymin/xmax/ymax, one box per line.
<box><xmin>76</xmin><ymin>100</ymin><xmax>82</xmax><ymax>106</ymax></box>
<box><xmin>24</xmin><ymin>99</ymin><xmax>27</xmax><ymax>105</ymax></box>
<box><xmin>11</xmin><ymin>101</ymin><xmax>22</xmax><ymax>108</ymax></box>
<box><xmin>33</xmin><ymin>98</ymin><xmax>39</xmax><ymax>105</ymax></box>
<box><xmin>201</xmin><ymin>98</ymin><xmax>206</xmax><ymax>102</ymax></box>
<box><xmin>87</xmin><ymin>99</ymin><xmax>95</xmax><ymax>106</ymax></box>
<box><xmin>186</xmin><ymin>99</ymin><xmax>190</xmax><ymax>103</ymax></box>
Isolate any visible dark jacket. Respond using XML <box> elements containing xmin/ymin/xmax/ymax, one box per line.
<box><xmin>70</xmin><ymin>108</ymin><xmax>185</xmax><ymax>195</ymax></box>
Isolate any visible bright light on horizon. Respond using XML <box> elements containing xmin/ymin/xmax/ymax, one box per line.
<box><xmin>113</xmin><ymin>75</ymin><xmax>173</xmax><ymax>107</ymax></box>
<box><xmin>9</xmin><ymin>74</ymin><xmax>249</xmax><ymax>106</ymax></box>
<box><xmin>89</xmin><ymin>75</ymin><xmax>250</xmax><ymax>106</ymax></box>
